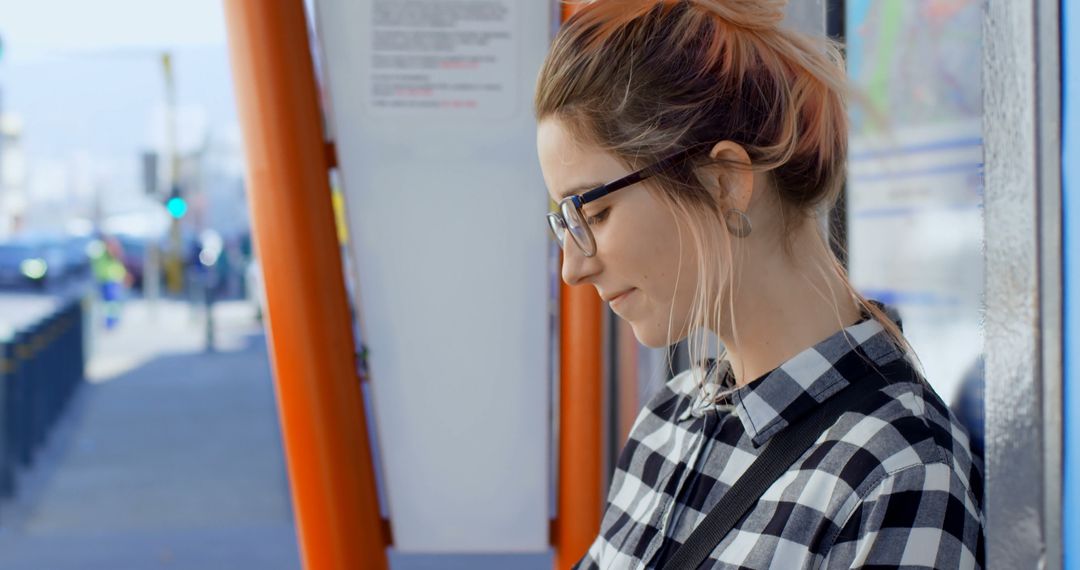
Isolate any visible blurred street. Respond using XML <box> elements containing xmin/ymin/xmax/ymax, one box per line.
<box><xmin>0</xmin><ymin>298</ymin><xmax>301</xmax><ymax>570</ymax></box>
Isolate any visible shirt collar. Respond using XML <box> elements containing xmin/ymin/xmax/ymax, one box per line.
<box><xmin>680</xmin><ymin>301</ymin><xmax>906</xmax><ymax>447</ymax></box>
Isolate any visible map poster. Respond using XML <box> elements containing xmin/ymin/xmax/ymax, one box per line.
<box><xmin>846</xmin><ymin>0</ymin><xmax>985</xmax><ymax>402</ymax></box>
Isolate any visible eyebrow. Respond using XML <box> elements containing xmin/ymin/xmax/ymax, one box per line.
<box><xmin>559</xmin><ymin>182</ymin><xmax>605</xmax><ymax>199</ymax></box>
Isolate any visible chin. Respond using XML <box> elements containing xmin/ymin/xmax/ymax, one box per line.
<box><xmin>629</xmin><ymin>321</ymin><xmax>686</xmax><ymax>349</ymax></box>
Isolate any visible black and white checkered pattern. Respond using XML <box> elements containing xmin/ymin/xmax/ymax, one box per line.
<box><xmin>575</xmin><ymin>303</ymin><xmax>984</xmax><ymax>569</ymax></box>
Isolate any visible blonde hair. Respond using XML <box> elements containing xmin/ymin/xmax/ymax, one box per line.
<box><xmin>536</xmin><ymin>0</ymin><xmax>915</xmax><ymax>386</ymax></box>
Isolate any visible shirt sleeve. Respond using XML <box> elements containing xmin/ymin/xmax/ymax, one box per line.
<box><xmin>821</xmin><ymin>462</ymin><xmax>984</xmax><ymax>569</ymax></box>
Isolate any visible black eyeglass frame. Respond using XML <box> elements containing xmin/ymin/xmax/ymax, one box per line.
<box><xmin>546</xmin><ymin>143</ymin><xmax>711</xmax><ymax>257</ymax></box>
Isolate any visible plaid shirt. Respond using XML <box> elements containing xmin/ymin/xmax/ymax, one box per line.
<box><xmin>576</xmin><ymin>303</ymin><xmax>984</xmax><ymax>569</ymax></box>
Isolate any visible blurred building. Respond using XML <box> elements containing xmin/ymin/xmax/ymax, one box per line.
<box><xmin>0</xmin><ymin>112</ymin><xmax>26</xmax><ymax>238</ymax></box>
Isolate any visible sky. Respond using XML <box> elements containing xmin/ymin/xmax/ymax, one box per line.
<box><xmin>0</xmin><ymin>0</ymin><xmax>229</xmax><ymax>65</ymax></box>
<box><xmin>0</xmin><ymin>0</ymin><xmax>247</xmax><ymax>235</ymax></box>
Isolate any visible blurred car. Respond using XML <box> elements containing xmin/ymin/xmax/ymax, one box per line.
<box><xmin>63</xmin><ymin>235</ymin><xmax>94</xmax><ymax>283</ymax></box>
<box><xmin>0</xmin><ymin>240</ymin><xmax>55</xmax><ymax>290</ymax></box>
<box><xmin>39</xmin><ymin>240</ymin><xmax>69</xmax><ymax>282</ymax></box>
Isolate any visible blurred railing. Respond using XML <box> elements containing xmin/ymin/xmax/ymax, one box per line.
<box><xmin>0</xmin><ymin>298</ymin><xmax>87</xmax><ymax>503</ymax></box>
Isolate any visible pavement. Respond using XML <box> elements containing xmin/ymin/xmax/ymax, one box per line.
<box><xmin>0</xmin><ymin>297</ymin><xmax>301</xmax><ymax>570</ymax></box>
<box><xmin>0</xmin><ymin>296</ymin><xmax>554</xmax><ymax>570</ymax></box>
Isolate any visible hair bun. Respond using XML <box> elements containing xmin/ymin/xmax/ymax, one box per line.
<box><xmin>690</xmin><ymin>0</ymin><xmax>787</xmax><ymax>32</ymax></box>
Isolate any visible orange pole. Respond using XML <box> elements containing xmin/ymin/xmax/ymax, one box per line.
<box><xmin>222</xmin><ymin>3</ymin><xmax>387</xmax><ymax>569</ymax></box>
<box><xmin>555</xmin><ymin>283</ymin><xmax>604</xmax><ymax>569</ymax></box>
<box><xmin>553</xmin><ymin>3</ymin><xmax>604</xmax><ymax>566</ymax></box>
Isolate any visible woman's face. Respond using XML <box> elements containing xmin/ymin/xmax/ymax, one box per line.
<box><xmin>537</xmin><ymin>118</ymin><xmax>700</xmax><ymax>347</ymax></box>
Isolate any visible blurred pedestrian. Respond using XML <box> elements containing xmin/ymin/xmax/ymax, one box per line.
<box><xmin>90</xmin><ymin>236</ymin><xmax>128</xmax><ymax>329</ymax></box>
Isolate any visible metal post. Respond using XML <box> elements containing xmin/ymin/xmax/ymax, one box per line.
<box><xmin>783</xmin><ymin>0</ymin><xmax>825</xmax><ymax>34</ymax></box>
<box><xmin>204</xmin><ymin>272</ymin><xmax>215</xmax><ymax>353</ymax></box>
<box><xmin>222</xmin><ymin>2</ymin><xmax>388</xmax><ymax>568</ymax></box>
<box><xmin>982</xmin><ymin>0</ymin><xmax>1062</xmax><ymax>567</ymax></box>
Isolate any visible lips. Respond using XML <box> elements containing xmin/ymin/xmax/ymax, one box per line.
<box><xmin>605</xmin><ymin>288</ymin><xmax>635</xmax><ymax>307</ymax></box>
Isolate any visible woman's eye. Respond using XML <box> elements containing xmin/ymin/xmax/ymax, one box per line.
<box><xmin>586</xmin><ymin>208</ymin><xmax>610</xmax><ymax>226</ymax></box>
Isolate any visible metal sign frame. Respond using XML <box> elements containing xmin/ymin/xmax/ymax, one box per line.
<box><xmin>982</xmin><ymin>0</ymin><xmax>1062</xmax><ymax>567</ymax></box>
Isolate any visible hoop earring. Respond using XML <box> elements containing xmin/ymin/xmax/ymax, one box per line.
<box><xmin>725</xmin><ymin>208</ymin><xmax>752</xmax><ymax>238</ymax></box>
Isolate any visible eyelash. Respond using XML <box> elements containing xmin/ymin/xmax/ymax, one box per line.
<box><xmin>585</xmin><ymin>208</ymin><xmax>610</xmax><ymax>226</ymax></box>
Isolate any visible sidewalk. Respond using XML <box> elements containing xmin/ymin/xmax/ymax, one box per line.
<box><xmin>0</xmin><ymin>298</ymin><xmax>301</xmax><ymax>569</ymax></box>
<box><xmin>0</xmin><ymin>296</ymin><xmax>554</xmax><ymax>569</ymax></box>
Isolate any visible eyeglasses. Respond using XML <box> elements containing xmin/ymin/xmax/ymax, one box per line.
<box><xmin>546</xmin><ymin>144</ymin><xmax>709</xmax><ymax>257</ymax></box>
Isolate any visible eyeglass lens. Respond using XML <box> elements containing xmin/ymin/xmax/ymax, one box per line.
<box><xmin>561</xmin><ymin>200</ymin><xmax>595</xmax><ymax>256</ymax></box>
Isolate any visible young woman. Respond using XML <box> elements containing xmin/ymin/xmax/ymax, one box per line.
<box><xmin>535</xmin><ymin>1</ymin><xmax>984</xmax><ymax>568</ymax></box>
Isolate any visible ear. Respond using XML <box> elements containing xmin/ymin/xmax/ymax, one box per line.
<box><xmin>699</xmin><ymin>141</ymin><xmax>753</xmax><ymax>212</ymax></box>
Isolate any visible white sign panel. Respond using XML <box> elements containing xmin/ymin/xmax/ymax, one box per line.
<box><xmin>368</xmin><ymin>0</ymin><xmax>518</xmax><ymax>117</ymax></box>
<box><xmin>312</xmin><ymin>0</ymin><xmax>553</xmax><ymax>553</ymax></box>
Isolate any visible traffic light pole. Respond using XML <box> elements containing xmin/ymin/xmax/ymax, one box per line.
<box><xmin>161</xmin><ymin>52</ymin><xmax>184</xmax><ymax>294</ymax></box>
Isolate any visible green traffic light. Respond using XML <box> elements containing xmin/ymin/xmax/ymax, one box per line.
<box><xmin>166</xmin><ymin>196</ymin><xmax>188</xmax><ymax>219</ymax></box>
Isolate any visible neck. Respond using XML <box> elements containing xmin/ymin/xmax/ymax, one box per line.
<box><xmin>718</xmin><ymin>224</ymin><xmax>862</xmax><ymax>387</ymax></box>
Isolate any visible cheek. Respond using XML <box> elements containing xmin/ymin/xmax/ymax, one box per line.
<box><xmin>599</xmin><ymin>193</ymin><xmax>704</xmax><ymax>345</ymax></box>
<box><xmin>639</xmin><ymin>221</ymin><xmax>695</xmax><ymax>303</ymax></box>
<box><xmin>630</xmin><ymin>225</ymin><xmax>700</xmax><ymax>342</ymax></box>
<box><xmin>655</xmin><ymin>256</ymin><xmax>700</xmax><ymax>333</ymax></box>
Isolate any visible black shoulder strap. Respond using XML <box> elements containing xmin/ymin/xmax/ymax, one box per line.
<box><xmin>661</xmin><ymin>358</ymin><xmax>914</xmax><ymax>570</ymax></box>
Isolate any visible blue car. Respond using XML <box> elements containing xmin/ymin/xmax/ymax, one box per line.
<box><xmin>0</xmin><ymin>241</ymin><xmax>52</xmax><ymax>290</ymax></box>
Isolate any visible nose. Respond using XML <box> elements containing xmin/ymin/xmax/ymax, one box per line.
<box><xmin>561</xmin><ymin>243</ymin><xmax>598</xmax><ymax>286</ymax></box>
